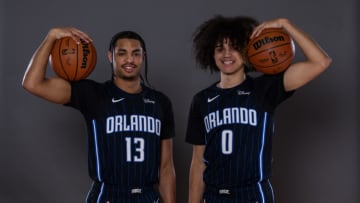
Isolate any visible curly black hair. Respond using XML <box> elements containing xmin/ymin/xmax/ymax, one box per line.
<box><xmin>193</xmin><ymin>15</ymin><xmax>259</xmax><ymax>73</ymax></box>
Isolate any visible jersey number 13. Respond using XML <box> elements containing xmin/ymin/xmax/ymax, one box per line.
<box><xmin>125</xmin><ymin>137</ymin><xmax>145</xmax><ymax>162</ymax></box>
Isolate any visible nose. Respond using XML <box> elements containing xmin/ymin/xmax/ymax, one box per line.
<box><xmin>224</xmin><ymin>48</ymin><xmax>231</xmax><ymax>56</ymax></box>
<box><xmin>125</xmin><ymin>54</ymin><xmax>134</xmax><ymax>62</ymax></box>
<box><xmin>222</xmin><ymin>47</ymin><xmax>233</xmax><ymax>57</ymax></box>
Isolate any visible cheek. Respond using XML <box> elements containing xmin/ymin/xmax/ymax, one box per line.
<box><xmin>112</xmin><ymin>58</ymin><xmax>120</xmax><ymax>67</ymax></box>
<box><xmin>234</xmin><ymin>53</ymin><xmax>245</xmax><ymax>63</ymax></box>
<box><xmin>135</xmin><ymin>57</ymin><xmax>144</xmax><ymax>65</ymax></box>
<box><xmin>213</xmin><ymin>53</ymin><xmax>221</xmax><ymax>62</ymax></box>
<box><xmin>214</xmin><ymin>58</ymin><xmax>222</xmax><ymax>66</ymax></box>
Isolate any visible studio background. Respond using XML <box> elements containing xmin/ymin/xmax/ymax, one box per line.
<box><xmin>0</xmin><ymin>0</ymin><xmax>358</xmax><ymax>202</ymax></box>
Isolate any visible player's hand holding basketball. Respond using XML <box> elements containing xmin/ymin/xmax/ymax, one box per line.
<box><xmin>48</xmin><ymin>27</ymin><xmax>97</xmax><ymax>81</ymax></box>
<box><xmin>247</xmin><ymin>18</ymin><xmax>295</xmax><ymax>75</ymax></box>
<box><xmin>48</xmin><ymin>27</ymin><xmax>93</xmax><ymax>44</ymax></box>
<box><xmin>22</xmin><ymin>27</ymin><xmax>96</xmax><ymax>104</ymax></box>
<box><xmin>251</xmin><ymin>18</ymin><xmax>286</xmax><ymax>38</ymax></box>
<box><xmin>250</xmin><ymin>18</ymin><xmax>331</xmax><ymax>91</ymax></box>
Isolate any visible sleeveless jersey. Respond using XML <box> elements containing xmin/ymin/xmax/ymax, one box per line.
<box><xmin>66</xmin><ymin>80</ymin><xmax>175</xmax><ymax>187</ymax></box>
<box><xmin>186</xmin><ymin>73</ymin><xmax>293</xmax><ymax>201</ymax></box>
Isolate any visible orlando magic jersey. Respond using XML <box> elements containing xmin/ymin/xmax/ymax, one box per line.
<box><xmin>186</xmin><ymin>73</ymin><xmax>293</xmax><ymax>202</ymax></box>
<box><xmin>66</xmin><ymin>80</ymin><xmax>175</xmax><ymax>202</ymax></box>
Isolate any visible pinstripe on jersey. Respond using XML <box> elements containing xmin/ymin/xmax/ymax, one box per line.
<box><xmin>66</xmin><ymin>79</ymin><xmax>175</xmax><ymax>202</ymax></box>
<box><xmin>186</xmin><ymin>73</ymin><xmax>293</xmax><ymax>202</ymax></box>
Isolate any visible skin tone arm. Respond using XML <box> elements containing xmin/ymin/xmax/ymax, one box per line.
<box><xmin>22</xmin><ymin>27</ymin><xmax>92</xmax><ymax>104</ymax></box>
<box><xmin>188</xmin><ymin>145</ymin><xmax>206</xmax><ymax>203</ymax></box>
<box><xmin>158</xmin><ymin>138</ymin><xmax>176</xmax><ymax>203</ymax></box>
<box><xmin>251</xmin><ymin>18</ymin><xmax>332</xmax><ymax>91</ymax></box>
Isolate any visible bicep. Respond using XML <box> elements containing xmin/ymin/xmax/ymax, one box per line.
<box><xmin>33</xmin><ymin>77</ymin><xmax>72</xmax><ymax>104</ymax></box>
<box><xmin>283</xmin><ymin>59</ymin><xmax>330</xmax><ymax>91</ymax></box>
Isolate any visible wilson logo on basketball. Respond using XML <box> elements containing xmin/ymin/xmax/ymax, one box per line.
<box><xmin>252</xmin><ymin>35</ymin><xmax>285</xmax><ymax>50</ymax></box>
<box><xmin>247</xmin><ymin>28</ymin><xmax>295</xmax><ymax>75</ymax></box>
<box><xmin>80</xmin><ymin>40</ymin><xmax>90</xmax><ymax>69</ymax></box>
<box><xmin>51</xmin><ymin>36</ymin><xmax>97</xmax><ymax>81</ymax></box>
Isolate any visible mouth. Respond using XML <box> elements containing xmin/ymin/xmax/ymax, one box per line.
<box><xmin>121</xmin><ymin>64</ymin><xmax>137</xmax><ymax>73</ymax></box>
<box><xmin>222</xmin><ymin>60</ymin><xmax>234</xmax><ymax>65</ymax></box>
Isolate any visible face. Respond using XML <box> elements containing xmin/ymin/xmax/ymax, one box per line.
<box><xmin>214</xmin><ymin>38</ymin><xmax>245</xmax><ymax>75</ymax></box>
<box><xmin>108</xmin><ymin>38</ymin><xmax>144</xmax><ymax>81</ymax></box>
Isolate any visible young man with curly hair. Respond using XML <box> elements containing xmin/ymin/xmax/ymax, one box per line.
<box><xmin>186</xmin><ymin>15</ymin><xmax>331</xmax><ymax>203</ymax></box>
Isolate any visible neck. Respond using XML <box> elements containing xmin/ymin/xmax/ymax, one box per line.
<box><xmin>113</xmin><ymin>77</ymin><xmax>142</xmax><ymax>94</ymax></box>
<box><xmin>218</xmin><ymin>71</ymin><xmax>246</xmax><ymax>89</ymax></box>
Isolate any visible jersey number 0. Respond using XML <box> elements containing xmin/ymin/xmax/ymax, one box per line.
<box><xmin>222</xmin><ymin>130</ymin><xmax>233</xmax><ymax>155</ymax></box>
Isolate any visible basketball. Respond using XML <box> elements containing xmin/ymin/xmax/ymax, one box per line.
<box><xmin>247</xmin><ymin>28</ymin><xmax>295</xmax><ymax>74</ymax></box>
<box><xmin>50</xmin><ymin>37</ymin><xmax>97</xmax><ymax>81</ymax></box>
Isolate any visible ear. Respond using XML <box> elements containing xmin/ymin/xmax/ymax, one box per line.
<box><xmin>107</xmin><ymin>51</ymin><xmax>113</xmax><ymax>63</ymax></box>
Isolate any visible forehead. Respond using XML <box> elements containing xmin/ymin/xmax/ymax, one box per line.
<box><xmin>114</xmin><ymin>38</ymin><xmax>142</xmax><ymax>51</ymax></box>
<box><xmin>216</xmin><ymin>37</ymin><xmax>234</xmax><ymax>45</ymax></box>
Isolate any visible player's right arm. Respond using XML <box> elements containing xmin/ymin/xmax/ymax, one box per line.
<box><xmin>22</xmin><ymin>27</ymin><xmax>92</xmax><ymax>104</ymax></box>
<box><xmin>188</xmin><ymin>145</ymin><xmax>206</xmax><ymax>203</ymax></box>
<box><xmin>251</xmin><ymin>18</ymin><xmax>331</xmax><ymax>92</ymax></box>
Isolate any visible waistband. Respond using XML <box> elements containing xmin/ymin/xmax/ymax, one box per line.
<box><xmin>92</xmin><ymin>181</ymin><xmax>155</xmax><ymax>195</ymax></box>
<box><xmin>205</xmin><ymin>180</ymin><xmax>272</xmax><ymax>196</ymax></box>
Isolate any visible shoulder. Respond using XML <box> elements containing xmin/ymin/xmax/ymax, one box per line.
<box><xmin>70</xmin><ymin>79</ymin><xmax>110</xmax><ymax>98</ymax></box>
<box><xmin>251</xmin><ymin>72</ymin><xmax>284</xmax><ymax>83</ymax></box>
<box><xmin>250</xmin><ymin>72</ymin><xmax>294</xmax><ymax>109</ymax></box>
<box><xmin>248</xmin><ymin>72</ymin><xmax>286</xmax><ymax>91</ymax></box>
<box><xmin>66</xmin><ymin>80</ymin><xmax>109</xmax><ymax>109</ymax></box>
<box><xmin>70</xmin><ymin>79</ymin><xmax>106</xmax><ymax>89</ymax></box>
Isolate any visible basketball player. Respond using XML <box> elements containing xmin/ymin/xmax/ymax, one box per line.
<box><xmin>186</xmin><ymin>16</ymin><xmax>331</xmax><ymax>203</ymax></box>
<box><xmin>22</xmin><ymin>28</ymin><xmax>176</xmax><ymax>203</ymax></box>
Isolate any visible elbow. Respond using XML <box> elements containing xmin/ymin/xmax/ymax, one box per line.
<box><xmin>323</xmin><ymin>55</ymin><xmax>332</xmax><ymax>69</ymax></box>
<box><xmin>21</xmin><ymin>77</ymin><xmax>33</xmax><ymax>92</ymax></box>
<box><xmin>22</xmin><ymin>77</ymin><xmax>39</xmax><ymax>94</ymax></box>
<box><xmin>311</xmin><ymin>55</ymin><xmax>332</xmax><ymax>77</ymax></box>
<box><xmin>320</xmin><ymin>55</ymin><xmax>332</xmax><ymax>72</ymax></box>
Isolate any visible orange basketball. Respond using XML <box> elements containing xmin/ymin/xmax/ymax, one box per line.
<box><xmin>50</xmin><ymin>37</ymin><xmax>97</xmax><ymax>81</ymax></box>
<box><xmin>247</xmin><ymin>28</ymin><xmax>295</xmax><ymax>74</ymax></box>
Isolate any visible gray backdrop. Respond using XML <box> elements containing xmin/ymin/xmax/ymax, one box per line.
<box><xmin>1</xmin><ymin>0</ymin><xmax>358</xmax><ymax>202</ymax></box>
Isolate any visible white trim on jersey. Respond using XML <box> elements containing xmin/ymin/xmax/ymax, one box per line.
<box><xmin>268</xmin><ymin>179</ymin><xmax>275</xmax><ymax>202</ymax></box>
<box><xmin>92</xmin><ymin>120</ymin><xmax>102</xmax><ymax>181</ymax></box>
<box><xmin>97</xmin><ymin>182</ymin><xmax>105</xmax><ymax>203</ymax></box>
<box><xmin>258</xmin><ymin>112</ymin><xmax>268</xmax><ymax>203</ymax></box>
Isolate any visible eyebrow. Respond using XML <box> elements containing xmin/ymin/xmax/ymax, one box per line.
<box><xmin>117</xmin><ymin>48</ymin><xmax>142</xmax><ymax>53</ymax></box>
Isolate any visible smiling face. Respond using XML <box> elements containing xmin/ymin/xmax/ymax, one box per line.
<box><xmin>213</xmin><ymin>38</ymin><xmax>246</xmax><ymax>76</ymax></box>
<box><xmin>108</xmin><ymin>38</ymin><xmax>144</xmax><ymax>82</ymax></box>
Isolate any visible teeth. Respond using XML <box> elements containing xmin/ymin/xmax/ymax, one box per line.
<box><xmin>223</xmin><ymin>61</ymin><xmax>233</xmax><ymax>65</ymax></box>
<box><xmin>123</xmin><ymin>66</ymin><xmax>134</xmax><ymax>72</ymax></box>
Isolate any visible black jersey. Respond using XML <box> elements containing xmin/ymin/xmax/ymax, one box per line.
<box><xmin>186</xmin><ymin>73</ymin><xmax>293</xmax><ymax>199</ymax></box>
<box><xmin>66</xmin><ymin>80</ymin><xmax>175</xmax><ymax>188</ymax></box>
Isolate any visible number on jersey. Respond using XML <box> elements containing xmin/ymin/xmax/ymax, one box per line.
<box><xmin>125</xmin><ymin>137</ymin><xmax>145</xmax><ymax>162</ymax></box>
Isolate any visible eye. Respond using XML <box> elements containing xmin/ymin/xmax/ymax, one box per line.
<box><xmin>215</xmin><ymin>47</ymin><xmax>223</xmax><ymax>53</ymax></box>
<box><xmin>117</xmin><ymin>52</ymin><xmax>126</xmax><ymax>56</ymax></box>
<box><xmin>133</xmin><ymin>51</ymin><xmax>143</xmax><ymax>57</ymax></box>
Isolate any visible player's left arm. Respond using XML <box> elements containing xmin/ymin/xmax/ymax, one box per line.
<box><xmin>158</xmin><ymin>138</ymin><xmax>176</xmax><ymax>203</ymax></box>
<box><xmin>252</xmin><ymin>18</ymin><xmax>332</xmax><ymax>91</ymax></box>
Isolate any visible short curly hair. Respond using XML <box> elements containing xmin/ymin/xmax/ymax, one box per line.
<box><xmin>192</xmin><ymin>15</ymin><xmax>259</xmax><ymax>73</ymax></box>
